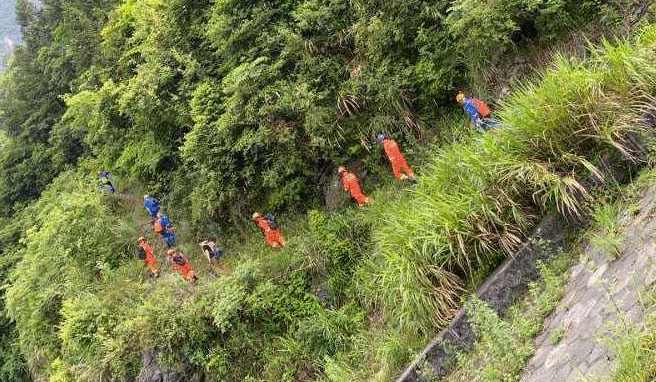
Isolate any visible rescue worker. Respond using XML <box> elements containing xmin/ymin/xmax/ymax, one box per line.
<box><xmin>456</xmin><ymin>92</ymin><xmax>495</xmax><ymax>131</ymax></box>
<box><xmin>98</xmin><ymin>170</ymin><xmax>115</xmax><ymax>194</ymax></box>
<box><xmin>153</xmin><ymin>212</ymin><xmax>176</xmax><ymax>248</ymax></box>
<box><xmin>136</xmin><ymin>236</ymin><xmax>160</xmax><ymax>277</ymax></box>
<box><xmin>167</xmin><ymin>249</ymin><xmax>197</xmax><ymax>282</ymax></box>
<box><xmin>377</xmin><ymin>134</ymin><xmax>415</xmax><ymax>181</ymax></box>
<box><xmin>252</xmin><ymin>212</ymin><xmax>286</xmax><ymax>248</ymax></box>
<box><xmin>200</xmin><ymin>240</ymin><xmax>225</xmax><ymax>264</ymax></box>
<box><xmin>143</xmin><ymin>195</ymin><xmax>160</xmax><ymax>221</ymax></box>
<box><xmin>156</xmin><ymin>211</ymin><xmax>173</xmax><ymax>229</ymax></box>
<box><xmin>338</xmin><ymin>166</ymin><xmax>372</xmax><ymax>206</ymax></box>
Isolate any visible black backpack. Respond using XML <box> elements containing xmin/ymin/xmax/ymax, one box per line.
<box><xmin>213</xmin><ymin>248</ymin><xmax>225</xmax><ymax>259</ymax></box>
<box><xmin>172</xmin><ymin>254</ymin><xmax>186</xmax><ymax>266</ymax></box>
<box><xmin>265</xmin><ymin>213</ymin><xmax>278</xmax><ymax>230</ymax></box>
<box><xmin>137</xmin><ymin>246</ymin><xmax>147</xmax><ymax>260</ymax></box>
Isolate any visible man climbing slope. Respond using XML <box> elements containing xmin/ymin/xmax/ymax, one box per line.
<box><xmin>338</xmin><ymin>166</ymin><xmax>372</xmax><ymax>207</ymax></box>
<box><xmin>456</xmin><ymin>92</ymin><xmax>494</xmax><ymax>131</ymax></box>
<box><xmin>377</xmin><ymin>134</ymin><xmax>415</xmax><ymax>181</ymax></box>
<box><xmin>153</xmin><ymin>212</ymin><xmax>176</xmax><ymax>248</ymax></box>
<box><xmin>252</xmin><ymin>212</ymin><xmax>286</xmax><ymax>248</ymax></box>
<box><xmin>136</xmin><ymin>236</ymin><xmax>160</xmax><ymax>277</ymax></box>
<box><xmin>98</xmin><ymin>170</ymin><xmax>116</xmax><ymax>194</ymax></box>
<box><xmin>143</xmin><ymin>195</ymin><xmax>160</xmax><ymax>221</ymax></box>
<box><xmin>167</xmin><ymin>249</ymin><xmax>197</xmax><ymax>282</ymax></box>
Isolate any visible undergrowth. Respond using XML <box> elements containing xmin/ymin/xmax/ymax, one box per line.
<box><xmin>603</xmin><ymin>295</ymin><xmax>656</xmax><ymax>382</ymax></box>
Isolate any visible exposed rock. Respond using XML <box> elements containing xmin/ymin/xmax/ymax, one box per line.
<box><xmin>396</xmin><ymin>212</ymin><xmax>576</xmax><ymax>382</ymax></box>
<box><xmin>136</xmin><ymin>350</ymin><xmax>202</xmax><ymax>382</ymax></box>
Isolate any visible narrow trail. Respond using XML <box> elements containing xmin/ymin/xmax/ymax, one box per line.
<box><xmin>103</xmin><ymin>186</ymin><xmax>203</xmax><ymax>279</ymax></box>
<box><xmin>519</xmin><ymin>183</ymin><xmax>656</xmax><ymax>381</ymax></box>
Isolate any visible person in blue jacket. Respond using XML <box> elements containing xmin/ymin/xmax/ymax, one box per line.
<box><xmin>153</xmin><ymin>211</ymin><xmax>176</xmax><ymax>248</ymax></box>
<box><xmin>143</xmin><ymin>195</ymin><xmax>160</xmax><ymax>221</ymax></box>
<box><xmin>156</xmin><ymin>212</ymin><xmax>172</xmax><ymax>230</ymax></box>
<box><xmin>161</xmin><ymin>231</ymin><xmax>176</xmax><ymax>248</ymax></box>
<box><xmin>456</xmin><ymin>92</ymin><xmax>484</xmax><ymax>128</ymax></box>
<box><xmin>456</xmin><ymin>92</ymin><xmax>498</xmax><ymax>131</ymax></box>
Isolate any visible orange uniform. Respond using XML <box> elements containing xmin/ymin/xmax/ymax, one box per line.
<box><xmin>138</xmin><ymin>241</ymin><xmax>159</xmax><ymax>276</ymax></box>
<box><xmin>341</xmin><ymin>171</ymin><xmax>371</xmax><ymax>206</ymax></box>
<box><xmin>254</xmin><ymin>216</ymin><xmax>286</xmax><ymax>248</ymax></box>
<box><xmin>169</xmin><ymin>252</ymin><xmax>197</xmax><ymax>281</ymax></box>
<box><xmin>382</xmin><ymin>139</ymin><xmax>414</xmax><ymax>179</ymax></box>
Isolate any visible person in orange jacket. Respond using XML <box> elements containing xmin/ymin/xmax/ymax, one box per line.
<box><xmin>338</xmin><ymin>166</ymin><xmax>372</xmax><ymax>206</ymax></box>
<box><xmin>153</xmin><ymin>212</ymin><xmax>176</xmax><ymax>248</ymax></box>
<box><xmin>377</xmin><ymin>134</ymin><xmax>415</xmax><ymax>180</ymax></box>
<box><xmin>137</xmin><ymin>236</ymin><xmax>160</xmax><ymax>277</ymax></box>
<box><xmin>252</xmin><ymin>212</ymin><xmax>286</xmax><ymax>248</ymax></box>
<box><xmin>167</xmin><ymin>249</ymin><xmax>197</xmax><ymax>282</ymax></box>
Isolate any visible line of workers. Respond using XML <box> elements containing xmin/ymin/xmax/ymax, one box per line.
<box><xmin>337</xmin><ymin>92</ymin><xmax>493</xmax><ymax>207</ymax></box>
<box><xmin>138</xmin><ymin>194</ymin><xmax>227</xmax><ymax>281</ymax></box>
<box><xmin>124</xmin><ymin>92</ymin><xmax>493</xmax><ymax>281</ymax></box>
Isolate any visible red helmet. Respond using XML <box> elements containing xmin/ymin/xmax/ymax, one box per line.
<box><xmin>337</xmin><ymin>166</ymin><xmax>347</xmax><ymax>174</ymax></box>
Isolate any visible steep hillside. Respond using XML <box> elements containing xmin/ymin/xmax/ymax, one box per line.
<box><xmin>0</xmin><ymin>1</ymin><xmax>655</xmax><ymax>382</ymax></box>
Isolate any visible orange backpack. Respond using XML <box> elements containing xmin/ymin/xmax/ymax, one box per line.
<box><xmin>471</xmin><ymin>98</ymin><xmax>491</xmax><ymax>118</ymax></box>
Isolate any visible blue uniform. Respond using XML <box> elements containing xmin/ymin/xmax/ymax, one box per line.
<box><xmin>98</xmin><ymin>171</ymin><xmax>115</xmax><ymax>193</ymax></box>
<box><xmin>162</xmin><ymin>231</ymin><xmax>176</xmax><ymax>247</ymax></box>
<box><xmin>155</xmin><ymin>213</ymin><xmax>175</xmax><ymax>247</ymax></box>
<box><xmin>462</xmin><ymin>98</ymin><xmax>483</xmax><ymax>127</ymax></box>
<box><xmin>144</xmin><ymin>198</ymin><xmax>160</xmax><ymax>219</ymax></box>
<box><xmin>159</xmin><ymin>214</ymin><xmax>172</xmax><ymax>230</ymax></box>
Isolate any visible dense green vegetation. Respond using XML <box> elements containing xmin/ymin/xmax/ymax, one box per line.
<box><xmin>1</xmin><ymin>0</ymin><xmax>655</xmax><ymax>381</ymax></box>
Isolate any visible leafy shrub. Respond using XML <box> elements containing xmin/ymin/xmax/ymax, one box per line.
<box><xmin>5</xmin><ymin>172</ymin><xmax>131</xmax><ymax>378</ymax></box>
<box><xmin>465</xmin><ymin>298</ymin><xmax>532</xmax><ymax>380</ymax></box>
<box><xmin>446</xmin><ymin>0</ymin><xmax>603</xmax><ymax>76</ymax></box>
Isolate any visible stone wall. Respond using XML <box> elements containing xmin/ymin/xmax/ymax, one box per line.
<box><xmin>395</xmin><ymin>212</ymin><xmax>579</xmax><ymax>382</ymax></box>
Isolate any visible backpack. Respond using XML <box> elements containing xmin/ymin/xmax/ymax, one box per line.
<box><xmin>471</xmin><ymin>98</ymin><xmax>491</xmax><ymax>118</ymax></box>
<box><xmin>137</xmin><ymin>246</ymin><xmax>147</xmax><ymax>260</ymax></box>
<box><xmin>172</xmin><ymin>254</ymin><xmax>186</xmax><ymax>266</ymax></box>
<box><xmin>213</xmin><ymin>248</ymin><xmax>225</xmax><ymax>259</ymax></box>
<box><xmin>265</xmin><ymin>213</ymin><xmax>278</xmax><ymax>230</ymax></box>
